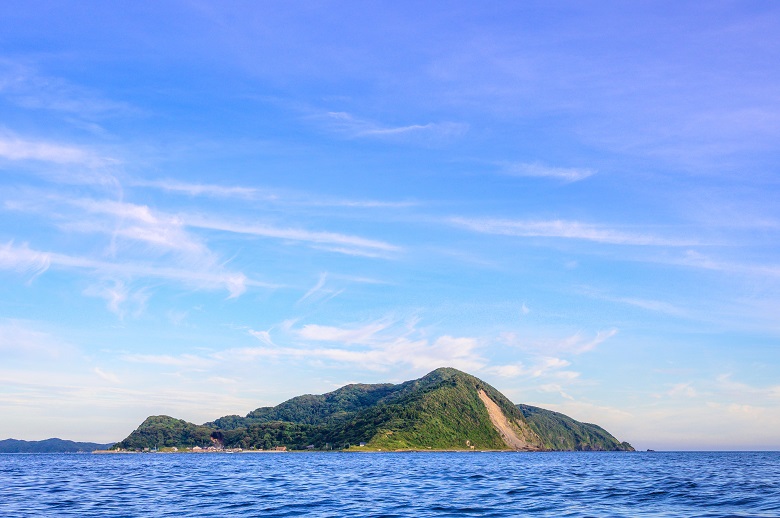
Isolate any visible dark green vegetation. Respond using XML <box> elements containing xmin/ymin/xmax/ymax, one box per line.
<box><xmin>0</xmin><ymin>438</ymin><xmax>112</xmax><ymax>453</ymax></box>
<box><xmin>116</xmin><ymin>368</ymin><xmax>634</xmax><ymax>452</ymax></box>
<box><xmin>517</xmin><ymin>405</ymin><xmax>634</xmax><ymax>451</ymax></box>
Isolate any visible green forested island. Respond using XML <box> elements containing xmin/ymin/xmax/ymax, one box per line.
<box><xmin>0</xmin><ymin>438</ymin><xmax>113</xmax><ymax>453</ymax></box>
<box><xmin>115</xmin><ymin>368</ymin><xmax>634</xmax><ymax>452</ymax></box>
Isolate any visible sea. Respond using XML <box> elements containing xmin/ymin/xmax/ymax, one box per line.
<box><xmin>1</xmin><ymin>451</ymin><xmax>778</xmax><ymax>517</ymax></box>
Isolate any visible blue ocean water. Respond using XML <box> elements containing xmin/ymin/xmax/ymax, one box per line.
<box><xmin>1</xmin><ymin>451</ymin><xmax>778</xmax><ymax>517</ymax></box>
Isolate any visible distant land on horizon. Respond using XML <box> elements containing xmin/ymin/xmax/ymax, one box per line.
<box><xmin>115</xmin><ymin>368</ymin><xmax>634</xmax><ymax>453</ymax></box>
<box><xmin>0</xmin><ymin>438</ymin><xmax>113</xmax><ymax>453</ymax></box>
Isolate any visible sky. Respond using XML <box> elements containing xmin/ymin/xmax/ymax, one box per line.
<box><xmin>1</xmin><ymin>1</ymin><xmax>779</xmax><ymax>450</ymax></box>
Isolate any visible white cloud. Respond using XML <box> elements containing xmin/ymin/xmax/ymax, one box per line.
<box><xmin>130</xmin><ymin>178</ymin><xmax>263</xmax><ymax>199</ymax></box>
<box><xmin>185</xmin><ymin>214</ymin><xmax>401</xmax><ymax>256</ymax></box>
<box><xmin>233</xmin><ymin>335</ymin><xmax>485</xmax><ymax>373</ymax></box>
<box><xmin>297</xmin><ymin>320</ymin><xmax>392</xmax><ymax>345</ymax></box>
<box><xmin>503</xmin><ymin>328</ymin><xmax>619</xmax><ymax>355</ymax></box>
<box><xmin>501</xmin><ymin>162</ymin><xmax>595</xmax><ymax>182</ymax></box>
<box><xmin>67</xmin><ymin>198</ymin><xmax>212</xmax><ymax>259</ymax></box>
<box><xmin>0</xmin><ymin>241</ymin><xmax>51</xmax><ymax>278</ymax></box>
<box><xmin>239</xmin><ymin>317</ymin><xmax>487</xmax><ymax>372</ymax></box>
<box><xmin>0</xmin><ymin>132</ymin><xmax>112</xmax><ymax>168</ymax></box>
<box><xmin>484</xmin><ymin>363</ymin><xmax>526</xmax><ymax>378</ymax></box>
<box><xmin>323</xmin><ymin>111</ymin><xmax>468</xmax><ymax>143</ymax></box>
<box><xmin>715</xmin><ymin>373</ymin><xmax>780</xmax><ymax>400</ymax></box>
<box><xmin>93</xmin><ymin>367</ymin><xmax>121</xmax><ymax>384</ymax></box>
<box><xmin>0</xmin><ymin>241</ymin><xmax>262</xmax><ymax>298</ymax></box>
<box><xmin>83</xmin><ymin>280</ymin><xmax>149</xmax><ymax>318</ymax></box>
<box><xmin>569</xmin><ymin>329</ymin><xmax>619</xmax><ymax>354</ymax></box>
<box><xmin>578</xmin><ymin>287</ymin><xmax>688</xmax><ymax>317</ymax></box>
<box><xmin>240</xmin><ymin>317</ymin><xmax>571</xmax><ymax>377</ymax></box>
<box><xmin>121</xmin><ymin>353</ymin><xmax>214</xmax><ymax>369</ymax></box>
<box><xmin>310</xmin><ymin>198</ymin><xmax>418</xmax><ymax>209</ymax></box>
<box><xmin>667</xmin><ymin>382</ymin><xmax>698</xmax><ymax>398</ymax></box>
<box><xmin>3</xmin><ymin>195</ymin><xmax>260</xmax><ymax>298</ymax></box>
<box><xmin>484</xmin><ymin>356</ymin><xmax>573</xmax><ymax>379</ymax></box>
<box><xmin>0</xmin><ymin>61</ymin><xmax>132</xmax><ymax>117</ymax></box>
<box><xmin>678</xmin><ymin>250</ymin><xmax>780</xmax><ymax>278</ymax></box>
<box><xmin>247</xmin><ymin>329</ymin><xmax>276</xmax><ymax>346</ymax></box>
<box><xmin>536</xmin><ymin>384</ymin><xmax>576</xmax><ymax>401</ymax></box>
<box><xmin>298</xmin><ymin>273</ymin><xmax>328</xmax><ymax>303</ymax></box>
<box><xmin>131</xmin><ymin>177</ymin><xmax>417</xmax><ymax>209</ymax></box>
<box><xmin>451</xmin><ymin>217</ymin><xmax>695</xmax><ymax>246</ymax></box>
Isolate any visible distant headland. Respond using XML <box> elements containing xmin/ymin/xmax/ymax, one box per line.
<box><xmin>0</xmin><ymin>438</ymin><xmax>112</xmax><ymax>454</ymax></box>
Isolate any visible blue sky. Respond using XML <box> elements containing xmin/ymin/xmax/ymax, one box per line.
<box><xmin>1</xmin><ymin>1</ymin><xmax>779</xmax><ymax>449</ymax></box>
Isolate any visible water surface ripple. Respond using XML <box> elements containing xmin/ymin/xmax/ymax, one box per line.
<box><xmin>1</xmin><ymin>452</ymin><xmax>778</xmax><ymax>517</ymax></box>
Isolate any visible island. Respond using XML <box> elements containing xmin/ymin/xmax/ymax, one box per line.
<box><xmin>112</xmin><ymin>368</ymin><xmax>634</xmax><ymax>453</ymax></box>
<box><xmin>0</xmin><ymin>438</ymin><xmax>113</xmax><ymax>453</ymax></box>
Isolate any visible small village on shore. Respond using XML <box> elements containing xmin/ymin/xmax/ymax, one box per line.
<box><xmin>95</xmin><ymin>445</ymin><xmax>289</xmax><ymax>454</ymax></box>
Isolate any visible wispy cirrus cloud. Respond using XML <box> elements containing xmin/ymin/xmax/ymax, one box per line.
<box><xmin>483</xmin><ymin>356</ymin><xmax>575</xmax><ymax>379</ymax></box>
<box><xmin>322</xmin><ymin>111</ymin><xmax>468</xmax><ymax>144</ymax></box>
<box><xmin>714</xmin><ymin>374</ymin><xmax>780</xmax><ymax>401</ymax></box>
<box><xmin>677</xmin><ymin>250</ymin><xmax>780</xmax><ymax>278</ymax></box>
<box><xmin>450</xmin><ymin>217</ymin><xmax>695</xmax><ymax>246</ymax></box>
<box><xmin>0</xmin><ymin>241</ymin><xmax>51</xmax><ymax>278</ymax></box>
<box><xmin>563</xmin><ymin>329</ymin><xmax>619</xmax><ymax>354</ymax></box>
<box><xmin>296</xmin><ymin>273</ymin><xmax>343</xmax><ymax>305</ymax></box>
<box><xmin>0</xmin><ymin>60</ymin><xmax>133</xmax><ymax>118</ymax></box>
<box><xmin>129</xmin><ymin>178</ymin><xmax>266</xmax><ymax>199</ymax></box>
<box><xmin>235</xmin><ymin>318</ymin><xmax>562</xmax><ymax>377</ymax></box>
<box><xmin>576</xmin><ymin>287</ymin><xmax>689</xmax><ymax>317</ymax></box>
<box><xmin>93</xmin><ymin>367</ymin><xmax>121</xmax><ymax>384</ymax></box>
<box><xmin>502</xmin><ymin>328</ymin><xmax>619</xmax><ymax>355</ymax></box>
<box><xmin>83</xmin><ymin>280</ymin><xmax>149</xmax><ymax>319</ymax></box>
<box><xmin>296</xmin><ymin>320</ymin><xmax>393</xmax><ymax>345</ymax></box>
<box><xmin>236</xmin><ymin>334</ymin><xmax>485</xmax><ymax>373</ymax></box>
<box><xmin>311</xmin><ymin>198</ymin><xmax>419</xmax><ymax>209</ymax></box>
<box><xmin>0</xmin><ymin>241</ymin><xmax>264</xmax><ymax>298</ymax></box>
<box><xmin>667</xmin><ymin>382</ymin><xmax>698</xmax><ymax>398</ymax></box>
<box><xmin>131</xmin><ymin>177</ymin><xmax>418</xmax><ymax>208</ymax></box>
<box><xmin>185</xmin><ymin>214</ymin><xmax>401</xmax><ymax>257</ymax></box>
<box><xmin>232</xmin><ymin>317</ymin><xmax>485</xmax><ymax>372</ymax></box>
<box><xmin>0</xmin><ymin>131</ymin><xmax>121</xmax><ymax>189</ymax></box>
<box><xmin>64</xmin><ymin>198</ymin><xmax>214</xmax><ymax>262</ymax></box>
<box><xmin>0</xmin><ymin>134</ymin><xmax>103</xmax><ymax>166</ymax></box>
<box><xmin>120</xmin><ymin>353</ymin><xmax>215</xmax><ymax>369</ymax></box>
<box><xmin>500</xmin><ymin>162</ymin><xmax>595</xmax><ymax>182</ymax></box>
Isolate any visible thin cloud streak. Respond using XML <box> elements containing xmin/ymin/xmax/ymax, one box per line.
<box><xmin>237</xmin><ymin>318</ymin><xmax>575</xmax><ymax>379</ymax></box>
<box><xmin>323</xmin><ymin>111</ymin><xmax>468</xmax><ymax>143</ymax></box>
<box><xmin>130</xmin><ymin>178</ymin><xmax>265</xmax><ymax>199</ymax></box>
<box><xmin>0</xmin><ymin>241</ymin><xmax>274</xmax><ymax>297</ymax></box>
<box><xmin>501</xmin><ymin>162</ymin><xmax>595</xmax><ymax>182</ymax></box>
<box><xmin>450</xmin><ymin>217</ymin><xmax>696</xmax><ymax>246</ymax></box>
<box><xmin>0</xmin><ymin>135</ymin><xmax>103</xmax><ymax>165</ymax></box>
<box><xmin>0</xmin><ymin>241</ymin><xmax>51</xmax><ymax>278</ymax></box>
<box><xmin>121</xmin><ymin>353</ymin><xmax>214</xmax><ymax>369</ymax></box>
<box><xmin>236</xmin><ymin>335</ymin><xmax>485</xmax><ymax>373</ymax></box>
<box><xmin>677</xmin><ymin>250</ymin><xmax>780</xmax><ymax>278</ymax></box>
<box><xmin>0</xmin><ymin>60</ymin><xmax>133</xmax><ymax>117</ymax></box>
<box><xmin>132</xmin><ymin>177</ymin><xmax>418</xmax><ymax>208</ymax></box>
<box><xmin>185</xmin><ymin>215</ymin><xmax>401</xmax><ymax>254</ymax></box>
<box><xmin>576</xmin><ymin>287</ymin><xmax>689</xmax><ymax>317</ymax></box>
